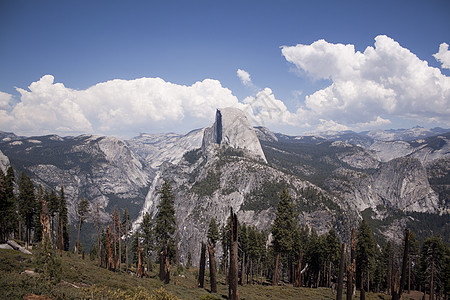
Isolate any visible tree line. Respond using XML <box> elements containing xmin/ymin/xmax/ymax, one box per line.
<box><xmin>1</xmin><ymin>167</ymin><xmax>449</xmax><ymax>299</ymax></box>
<box><xmin>0</xmin><ymin>166</ymin><xmax>70</xmax><ymax>252</ymax></box>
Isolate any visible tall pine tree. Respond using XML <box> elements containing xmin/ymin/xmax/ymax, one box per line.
<box><xmin>154</xmin><ymin>180</ymin><xmax>176</xmax><ymax>282</ymax></box>
<box><xmin>356</xmin><ymin>219</ymin><xmax>376</xmax><ymax>296</ymax></box>
<box><xmin>59</xmin><ymin>186</ymin><xmax>69</xmax><ymax>251</ymax></box>
<box><xmin>18</xmin><ymin>172</ymin><xmax>35</xmax><ymax>248</ymax></box>
<box><xmin>271</xmin><ymin>188</ymin><xmax>296</xmax><ymax>285</ymax></box>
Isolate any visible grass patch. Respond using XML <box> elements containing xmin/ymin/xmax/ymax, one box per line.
<box><xmin>1</xmin><ymin>248</ymin><xmax>393</xmax><ymax>299</ymax></box>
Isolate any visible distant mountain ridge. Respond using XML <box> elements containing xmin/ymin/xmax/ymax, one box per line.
<box><xmin>0</xmin><ymin>113</ymin><xmax>449</xmax><ymax>256</ymax></box>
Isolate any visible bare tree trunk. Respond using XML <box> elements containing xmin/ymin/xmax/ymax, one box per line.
<box><xmin>240</xmin><ymin>253</ymin><xmax>246</xmax><ymax>285</ymax></box>
<box><xmin>76</xmin><ymin>216</ymin><xmax>82</xmax><ymax>254</ymax></box>
<box><xmin>430</xmin><ymin>257</ymin><xmax>435</xmax><ymax>300</ymax></box>
<box><xmin>164</xmin><ymin>246</ymin><xmax>170</xmax><ymax>284</ymax></box>
<box><xmin>198</xmin><ymin>242</ymin><xmax>206</xmax><ymax>288</ymax></box>
<box><xmin>137</xmin><ymin>240</ymin><xmax>144</xmax><ymax>277</ymax></box>
<box><xmin>208</xmin><ymin>242</ymin><xmax>217</xmax><ymax>293</ymax></box>
<box><xmin>273</xmin><ymin>252</ymin><xmax>280</xmax><ymax>286</ymax></box>
<box><xmin>329</xmin><ymin>260</ymin><xmax>332</xmax><ymax>288</ymax></box>
<box><xmin>347</xmin><ymin>229</ymin><xmax>355</xmax><ymax>300</ymax></box>
<box><xmin>107</xmin><ymin>225</ymin><xmax>114</xmax><ymax>271</ymax></box>
<box><xmin>395</xmin><ymin>229</ymin><xmax>410</xmax><ymax>300</ymax></box>
<box><xmin>408</xmin><ymin>254</ymin><xmax>411</xmax><ymax>294</ymax></box>
<box><xmin>159</xmin><ymin>250</ymin><xmax>165</xmax><ymax>281</ymax></box>
<box><xmin>229</xmin><ymin>208</ymin><xmax>239</xmax><ymax>300</ymax></box>
<box><xmin>125</xmin><ymin>220</ymin><xmax>129</xmax><ymax>273</ymax></box>
<box><xmin>295</xmin><ymin>252</ymin><xmax>303</xmax><ymax>287</ymax></box>
<box><xmin>249</xmin><ymin>258</ymin><xmax>253</xmax><ymax>285</ymax></box>
<box><xmin>59</xmin><ymin>217</ymin><xmax>63</xmax><ymax>256</ymax></box>
<box><xmin>336</xmin><ymin>243</ymin><xmax>346</xmax><ymax>300</ymax></box>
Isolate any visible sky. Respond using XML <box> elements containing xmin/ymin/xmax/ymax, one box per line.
<box><xmin>0</xmin><ymin>0</ymin><xmax>449</xmax><ymax>138</ymax></box>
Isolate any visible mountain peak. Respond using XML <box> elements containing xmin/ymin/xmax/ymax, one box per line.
<box><xmin>202</xmin><ymin>107</ymin><xmax>267</xmax><ymax>163</ymax></box>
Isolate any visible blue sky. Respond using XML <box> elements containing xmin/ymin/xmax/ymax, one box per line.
<box><xmin>0</xmin><ymin>0</ymin><xmax>449</xmax><ymax>137</ymax></box>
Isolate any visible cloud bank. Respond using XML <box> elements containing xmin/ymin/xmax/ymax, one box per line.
<box><xmin>1</xmin><ymin>35</ymin><xmax>449</xmax><ymax>137</ymax></box>
<box><xmin>282</xmin><ymin>35</ymin><xmax>450</xmax><ymax>131</ymax></box>
<box><xmin>0</xmin><ymin>75</ymin><xmax>245</xmax><ymax>137</ymax></box>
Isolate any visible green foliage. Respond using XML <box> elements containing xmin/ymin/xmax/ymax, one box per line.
<box><xmin>141</xmin><ymin>211</ymin><xmax>154</xmax><ymax>258</ymax></box>
<box><xmin>34</xmin><ymin>236</ymin><xmax>62</xmax><ymax>283</ymax></box>
<box><xmin>154</xmin><ymin>180</ymin><xmax>176</xmax><ymax>258</ymax></box>
<box><xmin>356</xmin><ymin>219</ymin><xmax>377</xmax><ymax>283</ymax></box>
<box><xmin>242</xmin><ymin>180</ymin><xmax>289</xmax><ymax>212</ymax></box>
<box><xmin>59</xmin><ymin>186</ymin><xmax>70</xmax><ymax>251</ymax></box>
<box><xmin>271</xmin><ymin>189</ymin><xmax>297</xmax><ymax>254</ymax></box>
<box><xmin>419</xmin><ymin>235</ymin><xmax>447</xmax><ymax>295</ymax></box>
<box><xmin>183</xmin><ymin>148</ymin><xmax>203</xmax><ymax>164</ymax></box>
<box><xmin>18</xmin><ymin>171</ymin><xmax>36</xmax><ymax>246</ymax></box>
<box><xmin>207</xmin><ymin>217</ymin><xmax>219</xmax><ymax>246</ymax></box>
<box><xmin>0</xmin><ymin>166</ymin><xmax>17</xmax><ymax>242</ymax></box>
<box><xmin>192</xmin><ymin>171</ymin><xmax>220</xmax><ymax>197</ymax></box>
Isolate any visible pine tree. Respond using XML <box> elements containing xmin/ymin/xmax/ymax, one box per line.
<box><xmin>59</xmin><ymin>186</ymin><xmax>69</xmax><ymax>251</ymax></box>
<box><xmin>271</xmin><ymin>188</ymin><xmax>296</xmax><ymax>286</ymax></box>
<box><xmin>141</xmin><ymin>211</ymin><xmax>154</xmax><ymax>276</ymax></box>
<box><xmin>325</xmin><ymin>228</ymin><xmax>341</xmax><ymax>287</ymax></box>
<box><xmin>122</xmin><ymin>208</ymin><xmax>130</xmax><ymax>273</ymax></box>
<box><xmin>154</xmin><ymin>180</ymin><xmax>176</xmax><ymax>260</ymax></box>
<box><xmin>33</xmin><ymin>185</ymin><xmax>44</xmax><ymax>243</ymax></box>
<box><xmin>356</xmin><ymin>219</ymin><xmax>376</xmax><ymax>296</ymax></box>
<box><xmin>420</xmin><ymin>235</ymin><xmax>446</xmax><ymax>299</ymax></box>
<box><xmin>4</xmin><ymin>166</ymin><xmax>17</xmax><ymax>241</ymax></box>
<box><xmin>75</xmin><ymin>197</ymin><xmax>90</xmax><ymax>254</ymax></box>
<box><xmin>18</xmin><ymin>172</ymin><xmax>35</xmax><ymax>248</ymax></box>
<box><xmin>48</xmin><ymin>189</ymin><xmax>59</xmax><ymax>245</ymax></box>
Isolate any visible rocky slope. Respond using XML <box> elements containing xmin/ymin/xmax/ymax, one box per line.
<box><xmin>0</xmin><ymin>111</ymin><xmax>449</xmax><ymax>255</ymax></box>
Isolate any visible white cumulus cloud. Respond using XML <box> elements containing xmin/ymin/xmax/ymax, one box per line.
<box><xmin>237</xmin><ymin>69</ymin><xmax>252</xmax><ymax>86</ymax></box>
<box><xmin>0</xmin><ymin>75</ymin><xmax>245</xmax><ymax>137</ymax></box>
<box><xmin>243</xmin><ymin>88</ymin><xmax>298</xmax><ymax>127</ymax></box>
<box><xmin>0</xmin><ymin>91</ymin><xmax>13</xmax><ymax>110</ymax></box>
<box><xmin>434</xmin><ymin>42</ymin><xmax>450</xmax><ymax>70</ymax></box>
<box><xmin>282</xmin><ymin>35</ymin><xmax>450</xmax><ymax>129</ymax></box>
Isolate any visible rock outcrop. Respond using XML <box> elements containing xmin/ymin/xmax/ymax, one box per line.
<box><xmin>202</xmin><ymin>108</ymin><xmax>267</xmax><ymax>163</ymax></box>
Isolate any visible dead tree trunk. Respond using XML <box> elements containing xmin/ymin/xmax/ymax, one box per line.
<box><xmin>164</xmin><ymin>246</ymin><xmax>170</xmax><ymax>284</ymax></box>
<box><xmin>107</xmin><ymin>225</ymin><xmax>114</xmax><ymax>271</ymax></box>
<box><xmin>295</xmin><ymin>252</ymin><xmax>303</xmax><ymax>287</ymax></box>
<box><xmin>137</xmin><ymin>239</ymin><xmax>144</xmax><ymax>277</ymax></box>
<box><xmin>198</xmin><ymin>242</ymin><xmax>206</xmax><ymax>288</ymax></box>
<box><xmin>336</xmin><ymin>242</ymin><xmax>346</xmax><ymax>300</ymax></box>
<box><xmin>208</xmin><ymin>242</ymin><xmax>217</xmax><ymax>293</ymax></box>
<box><xmin>159</xmin><ymin>250</ymin><xmax>165</xmax><ymax>281</ymax></box>
<box><xmin>240</xmin><ymin>253</ymin><xmax>246</xmax><ymax>285</ymax></box>
<box><xmin>393</xmin><ymin>229</ymin><xmax>410</xmax><ymax>300</ymax></box>
<box><xmin>273</xmin><ymin>252</ymin><xmax>280</xmax><ymax>286</ymax></box>
<box><xmin>347</xmin><ymin>229</ymin><xmax>355</xmax><ymax>300</ymax></box>
<box><xmin>229</xmin><ymin>208</ymin><xmax>239</xmax><ymax>300</ymax></box>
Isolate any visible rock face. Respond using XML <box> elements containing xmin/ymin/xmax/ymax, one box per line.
<box><xmin>0</xmin><ymin>149</ymin><xmax>9</xmax><ymax>173</ymax></box>
<box><xmin>202</xmin><ymin>108</ymin><xmax>267</xmax><ymax>163</ymax></box>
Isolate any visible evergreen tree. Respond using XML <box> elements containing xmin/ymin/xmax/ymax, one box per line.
<box><xmin>271</xmin><ymin>188</ymin><xmax>296</xmax><ymax>285</ymax></box>
<box><xmin>420</xmin><ymin>235</ymin><xmax>446</xmax><ymax>299</ymax></box>
<box><xmin>154</xmin><ymin>180</ymin><xmax>176</xmax><ymax>261</ymax></box>
<box><xmin>141</xmin><ymin>211</ymin><xmax>154</xmax><ymax>275</ymax></box>
<box><xmin>324</xmin><ymin>228</ymin><xmax>340</xmax><ymax>287</ymax></box>
<box><xmin>59</xmin><ymin>186</ymin><xmax>70</xmax><ymax>251</ymax></box>
<box><xmin>18</xmin><ymin>172</ymin><xmax>35</xmax><ymax>248</ymax></box>
<box><xmin>207</xmin><ymin>217</ymin><xmax>220</xmax><ymax>246</ymax></box>
<box><xmin>121</xmin><ymin>208</ymin><xmax>130</xmax><ymax>273</ymax></box>
<box><xmin>0</xmin><ymin>169</ymin><xmax>9</xmax><ymax>242</ymax></box>
<box><xmin>356</xmin><ymin>219</ymin><xmax>376</xmax><ymax>294</ymax></box>
<box><xmin>75</xmin><ymin>197</ymin><xmax>90</xmax><ymax>254</ymax></box>
<box><xmin>33</xmin><ymin>185</ymin><xmax>44</xmax><ymax>243</ymax></box>
<box><xmin>47</xmin><ymin>189</ymin><xmax>59</xmax><ymax>244</ymax></box>
<box><xmin>5</xmin><ymin>166</ymin><xmax>17</xmax><ymax>240</ymax></box>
